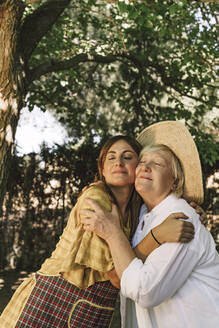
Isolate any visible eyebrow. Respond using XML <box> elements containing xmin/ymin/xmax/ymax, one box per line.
<box><xmin>107</xmin><ymin>150</ymin><xmax>135</xmax><ymax>154</ymax></box>
<box><xmin>141</xmin><ymin>155</ymin><xmax>167</xmax><ymax>162</ymax></box>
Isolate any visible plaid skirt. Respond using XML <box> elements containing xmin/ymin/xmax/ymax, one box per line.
<box><xmin>15</xmin><ymin>273</ymin><xmax>119</xmax><ymax>328</ymax></box>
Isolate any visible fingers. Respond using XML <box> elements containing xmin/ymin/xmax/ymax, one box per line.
<box><xmin>181</xmin><ymin>221</ymin><xmax>194</xmax><ymax>233</ymax></box>
<box><xmin>80</xmin><ymin>208</ymin><xmax>95</xmax><ymax>217</ymax></box>
<box><xmin>190</xmin><ymin>202</ymin><xmax>203</xmax><ymax>214</ymax></box>
<box><xmin>179</xmin><ymin>221</ymin><xmax>195</xmax><ymax>242</ymax></box>
<box><xmin>189</xmin><ymin>201</ymin><xmax>196</xmax><ymax>209</ymax></box>
<box><xmin>190</xmin><ymin>202</ymin><xmax>206</xmax><ymax>218</ymax></box>
<box><xmin>179</xmin><ymin>233</ymin><xmax>194</xmax><ymax>243</ymax></box>
<box><xmin>80</xmin><ymin>216</ymin><xmax>92</xmax><ymax>230</ymax></box>
<box><xmin>84</xmin><ymin>198</ymin><xmax>105</xmax><ymax>215</ymax></box>
<box><xmin>169</xmin><ymin>212</ymin><xmax>189</xmax><ymax>220</ymax></box>
<box><xmin>80</xmin><ymin>208</ymin><xmax>97</xmax><ymax>231</ymax></box>
<box><xmin>80</xmin><ymin>214</ymin><xmax>91</xmax><ymax>225</ymax></box>
<box><xmin>195</xmin><ymin>207</ymin><xmax>202</xmax><ymax>215</ymax></box>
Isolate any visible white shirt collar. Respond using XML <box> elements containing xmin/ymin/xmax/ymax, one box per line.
<box><xmin>146</xmin><ymin>193</ymin><xmax>178</xmax><ymax>216</ymax></box>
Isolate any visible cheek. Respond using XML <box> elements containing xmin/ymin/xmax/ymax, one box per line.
<box><xmin>102</xmin><ymin>162</ymin><xmax>108</xmax><ymax>178</ymax></box>
<box><xmin>162</xmin><ymin>172</ymin><xmax>174</xmax><ymax>187</ymax></box>
<box><xmin>130</xmin><ymin>162</ymin><xmax>138</xmax><ymax>176</ymax></box>
<box><xmin>135</xmin><ymin>166</ymin><xmax>141</xmax><ymax>177</ymax></box>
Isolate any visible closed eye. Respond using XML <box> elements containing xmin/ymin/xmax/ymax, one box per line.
<box><xmin>138</xmin><ymin>161</ymin><xmax>146</xmax><ymax>166</ymax></box>
<box><xmin>154</xmin><ymin>162</ymin><xmax>165</xmax><ymax>167</ymax></box>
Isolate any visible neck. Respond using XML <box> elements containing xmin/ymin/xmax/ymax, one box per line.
<box><xmin>141</xmin><ymin>192</ymin><xmax>171</xmax><ymax>212</ymax></box>
<box><xmin>110</xmin><ymin>185</ymin><xmax>133</xmax><ymax>217</ymax></box>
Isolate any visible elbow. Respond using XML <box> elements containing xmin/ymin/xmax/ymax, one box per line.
<box><xmin>138</xmin><ymin>298</ymin><xmax>163</xmax><ymax>308</ymax></box>
<box><xmin>137</xmin><ymin>291</ymin><xmax>166</xmax><ymax>308</ymax></box>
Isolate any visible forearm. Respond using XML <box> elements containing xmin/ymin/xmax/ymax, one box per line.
<box><xmin>134</xmin><ymin>211</ymin><xmax>195</xmax><ymax>261</ymax></box>
<box><xmin>134</xmin><ymin>228</ymin><xmax>160</xmax><ymax>261</ymax></box>
<box><xmin>107</xmin><ymin>230</ymin><xmax>136</xmax><ymax>279</ymax></box>
<box><xmin>106</xmin><ymin>269</ymin><xmax>120</xmax><ymax>289</ymax></box>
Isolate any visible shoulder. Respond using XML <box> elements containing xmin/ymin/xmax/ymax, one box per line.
<box><xmin>173</xmin><ymin>197</ymin><xmax>197</xmax><ymax>217</ymax></box>
<box><xmin>78</xmin><ymin>182</ymin><xmax>112</xmax><ymax>211</ymax></box>
<box><xmin>166</xmin><ymin>195</ymin><xmax>197</xmax><ymax>217</ymax></box>
<box><xmin>167</xmin><ymin>196</ymin><xmax>204</xmax><ymax>233</ymax></box>
<box><xmin>79</xmin><ymin>182</ymin><xmax>109</xmax><ymax>199</ymax></box>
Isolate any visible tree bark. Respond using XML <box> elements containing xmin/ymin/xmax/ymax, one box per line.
<box><xmin>0</xmin><ymin>0</ymin><xmax>71</xmax><ymax>212</ymax></box>
<box><xmin>0</xmin><ymin>0</ymin><xmax>25</xmax><ymax>213</ymax></box>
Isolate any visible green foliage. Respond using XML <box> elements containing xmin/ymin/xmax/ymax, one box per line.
<box><xmin>23</xmin><ymin>0</ymin><xmax>218</xmax><ymax>174</ymax></box>
<box><xmin>1</xmin><ymin>139</ymin><xmax>102</xmax><ymax>271</ymax></box>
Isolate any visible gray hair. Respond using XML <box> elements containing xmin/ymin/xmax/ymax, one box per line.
<box><xmin>139</xmin><ymin>144</ymin><xmax>184</xmax><ymax>198</ymax></box>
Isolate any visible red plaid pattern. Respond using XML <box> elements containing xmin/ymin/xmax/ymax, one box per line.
<box><xmin>15</xmin><ymin>274</ymin><xmax>118</xmax><ymax>328</ymax></box>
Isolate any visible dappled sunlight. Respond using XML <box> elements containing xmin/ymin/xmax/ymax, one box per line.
<box><xmin>0</xmin><ymin>270</ymin><xmax>31</xmax><ymax>314</ymax></box>
<box><xmin>5</xmin><ymin>125</ymin><xmax>13</xmax><ymax>144</ymax></box>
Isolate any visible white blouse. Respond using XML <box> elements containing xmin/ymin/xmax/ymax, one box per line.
<box><xmin>120</xmin><ymin>194</ymin><xmax>219</xmax><ymax>328</ymax></box>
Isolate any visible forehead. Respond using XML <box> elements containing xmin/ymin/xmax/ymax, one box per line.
<box><xmin>141</xmin><ymin>149</ymin><xmax>172</xmax><ymax>163</ymax></box>
<box><xmin>107</xmin><ymin>139</ymin><xmax>136</xmax><ymax>153</ymax></box>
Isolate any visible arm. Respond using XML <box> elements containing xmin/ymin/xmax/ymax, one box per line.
<box><xmin>74</xmin><ymin>186</ymin><xmax>115</xmax><ymax>273</ymax></box>
<box><xmin>190</xmin><ymin>202</ymin><xmax>207</xmax><ymax>225</ymax></box>
<box><xmin>81</xmin><ymin>199</ymin><xmax>136</xmax><ymax>278</ymax></box>
<box><xmin>80</xmin><ymin>199</ymin><xmax>194</xmax><ymax>276</ymax></box>
<box><xmin>134</xmin><ymin>212</ymin><xmax>194</xmax><ymax>261</ymax></box>
<box><xmin>81</xmin><ymin>199</ymin><xmax>195</xmax><ymax>263</ymax></box>
<box><xmin>121</xmin><ymin>242</ymin><xmax>201</xmax><ymax>308</ymax></box>
<box><xmin>81</xmin><ymin>199</ymin><xmax>205</xmax><ymax>307</ymax></box>
<box><xmin>106</xmin><ymin>269</ymin><xmax>121</xmax><ymax>289</ymax></box>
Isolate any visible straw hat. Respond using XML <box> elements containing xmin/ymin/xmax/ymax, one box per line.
<box><xmin>136</xmin><ymin>121</ymin><xmax>204</xmax><ymax>204</ymax></box>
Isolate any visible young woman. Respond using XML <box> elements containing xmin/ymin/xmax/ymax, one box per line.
<box><xmin>81</xmin><ymin>122</ymin><xmax>219</xmax><ymax>327</ymax></box>
<box><xmin>0</xmin><ymin>135</ymin><xmax>197</xmax><ymax>328</ymax></box>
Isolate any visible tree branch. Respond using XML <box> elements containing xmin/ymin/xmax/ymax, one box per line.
<box><xmin>29</xmin><ymin>50</ymin><xmax>217</xmax><ymax>108</ymax></box>
<box><xmin>20</xmin><ymin>0</ymin><xmax>71</xmax><ymax>62</ymax></box>
<box><xmin>28</xmin><ymin>53</ymin><xmax>120</xmax><ymax>82</ymax></box>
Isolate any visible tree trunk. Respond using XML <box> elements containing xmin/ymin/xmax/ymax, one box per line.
<box><xmin>0</xmin><ymin>0</ymin><xmax>26</xmax><ymax>212</ymax></box>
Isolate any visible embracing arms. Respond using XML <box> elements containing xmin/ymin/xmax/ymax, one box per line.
<box><xmin>80</xmin><ymin>199</ymin><xmax>205</xmax><ymax>278</ymax></box>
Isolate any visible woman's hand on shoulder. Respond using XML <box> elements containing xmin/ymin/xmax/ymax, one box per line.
<box><xmin>190</xmin><ymin>202</ymin><xmax>208</xmax><ymax>226</ymax></box>
<box><xmin>154</xmin><ymin>212</ymin><xmax>195</xmax><ymax>244</ymax></box>
<box><xmin>80</xmin><ymin>198</ymin><xmax>121</xmax><ymax>242</ymax></box>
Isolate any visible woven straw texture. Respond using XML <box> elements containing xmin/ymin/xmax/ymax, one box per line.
<box><xmin>137</xmin><ymin>121</ymin><xmax>204</xmax><ymax>204</ymax></box>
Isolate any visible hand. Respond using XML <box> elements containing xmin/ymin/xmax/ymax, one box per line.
<box><xmin>190</xmin><ymin>202</ymin><xmax>208</xmax><ymax>226</ymax></box>
<box><xmin>80</xmin><ymin>198</ymin><xmax>121</xmax><ymax>242</ymax></box>
<box><xmin>154</xmin><ymin>212</ymin><xmax>195</xmax><ymax>244</ymax></box>
<box><xmin>106</xmin><ymin>269</ymin><xmax>120</xmax><ymax>289</ymax></box>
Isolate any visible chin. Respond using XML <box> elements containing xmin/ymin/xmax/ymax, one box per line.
<box><xmin>135</xmin><ymin>185</ymin><xmax>144</xmax><ymax>193</ymax></box>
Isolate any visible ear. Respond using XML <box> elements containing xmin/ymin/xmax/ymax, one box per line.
<box><xmin>171</xmin><ymin>184</ymin><xmax>176</xmax><ymax>191</ymax></box>
<box><xmin>171</xmin><ymin>179</ymin><xmax>178</xmax><ymax>191</ymax></box>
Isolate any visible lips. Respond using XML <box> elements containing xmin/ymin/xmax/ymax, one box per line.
<box><xmin>112</xmin><ymin>170</ymin><xmax>126</xmax><ymax>174</ymax></box>
<box><xmin>139</xmin><ymin>176</ymin><xmax>152</xmax><ymax>180</ymax></box>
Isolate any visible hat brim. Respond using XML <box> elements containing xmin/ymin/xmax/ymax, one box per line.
<box><xmin>137</xmin><ymin>121</ymin><xmax>204</xmax><ymax>204</ymax></box>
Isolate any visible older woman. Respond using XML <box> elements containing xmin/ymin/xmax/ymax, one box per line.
<box><xmin>0</xmin><ymin>135</ymin><xmax>196</xmax><ymax>328</ymax></box>
<box><xmin>81</xmin><ymin>121</ymin><xmax>219</xmax><ymax>327</ymax></box>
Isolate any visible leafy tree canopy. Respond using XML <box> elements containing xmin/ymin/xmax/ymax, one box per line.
<box><xmin>22</xmin><ymin>0</ymin><xmax>219</xmax><ymax>175</ymax></box>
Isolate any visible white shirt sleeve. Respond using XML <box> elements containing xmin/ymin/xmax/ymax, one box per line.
<box><xmin>121</xmin><ymin>242</ymin><xmax>203</xmax><ymax>308</ymax></box>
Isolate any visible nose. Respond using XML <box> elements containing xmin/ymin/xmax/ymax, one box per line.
<box><xmin>115</xmin><ymin>157</ymin><xmax>124</xmax><ymax>166</ymax></box>
<box><xmin>140</xmin><ymin>163</ymin><xmax>151</xmax><ymax>172</ymax></box>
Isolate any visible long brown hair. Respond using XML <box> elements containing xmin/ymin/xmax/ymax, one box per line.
<box><xmin>98</xmin><ymin>135</ymin><xmax>142</xmax><ymax>181</ymax></box>
<box><xmin>97</xmin><ymin>135</ymin><xmax>143</xmax><ymax>239</ymax></box>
